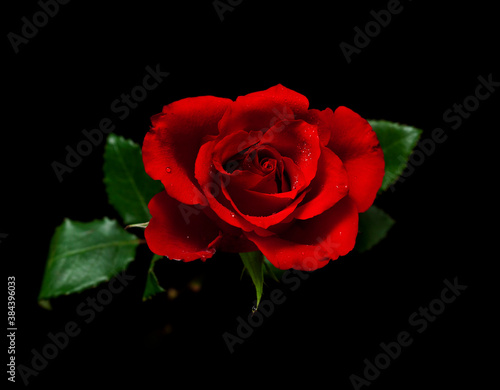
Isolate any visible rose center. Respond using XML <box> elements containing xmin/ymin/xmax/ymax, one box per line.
<box><xmin>260</xmin><ymin>158</ymin><xmax>275</xmax><ymax>172</ymax></box>
<box><xmin>222</xmin><ymin>145</ymin><xmax>291</xmax><ymax>194</ymax></box>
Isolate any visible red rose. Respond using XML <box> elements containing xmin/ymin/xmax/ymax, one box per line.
<box><xmin>142</xmin><ymin>85</ymin><xmax>384</xmax><ymax>270</ymax></box>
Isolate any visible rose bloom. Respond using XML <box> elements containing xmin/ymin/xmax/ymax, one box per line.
<box><xmin>142</xmin><ymin>85</ymin><xmax>384</xmax><ymax>270</ymax></box>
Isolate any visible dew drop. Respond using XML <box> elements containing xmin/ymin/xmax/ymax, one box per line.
<box><xmin>230</xmin><ymin>213</ymin><xmax>235</xmax><ymax>218</ymax></box>
<box><xmin>165</xmin><ymin>167</ymin><xmax>172</xmax><ymax>173</ymax></box>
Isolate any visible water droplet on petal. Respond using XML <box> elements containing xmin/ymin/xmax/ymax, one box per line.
<box><xmin>165</xmin><ymin>167</ymin><xmax>172</xmax><ymax>173</ymax></box>
<box><xmin>230</xmin><ymin>213</ymin><xmax>235</xmax><ymax>218</ymax></box>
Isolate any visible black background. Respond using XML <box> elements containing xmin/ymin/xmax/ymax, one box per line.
<box><xmin>3</xmin><ymin>0</ymin><xmax>496</xmax><ymax>388</ymax></box>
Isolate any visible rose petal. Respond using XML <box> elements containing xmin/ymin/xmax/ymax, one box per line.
<box><xmin>296</xmin><ymin>107</ymin><xmax>335</xmax><ymax>146</ymax></box>
<box><xmin>218</xmin><ymin>168</ymin><xmax>268</xmax><ymax>193</ymax></box>
<box><xmin>142</xmin><ymin>96</ymin><xmax>231</xmax><ymax>205</ymax></box>
<box><xmin>246</xmin><ymin>171</ymin><xmax>279</xmax><ymax>194</ymax></box>
<box><xmin>145</xmin><ymin>191</ymin><xmax>222</xmax><ymax>261</ymax></box>
<box><xmin>218</xmin><ymin>84</ymin><xmax>309</xmax><ymax>136</ymax></box>
<box><xmin>281</xmin><ymin>157</ymin><xmax>306</xmax><ymax>194</ymax></box>
<box><xmin>245</xmin><ymin>197</ymin><xmax>359</xmax><ymax>270</ymax></box>
<box><xmin>263</xmin><ymin>120</ymin><xmax>321</xmax><ymax>188</ymax></box>
<box><xmin>225</xmin><ymin>186</ymin><xmax>295</xmax><ymax>217</ymax></box>
<box><xmin>327</xmin><ymin>106</ymin><xmax>385</xmax><ymax>212</ymax></box>
<box><xmin>212</xmin><ymin>130</ymin><xmax>260</xmax><ymax>168</ymax></box>
<box><xmin>293</xmin><ymin>146</ymin><xmax>349</xmax><ymax>220</ymax></box>
<box><xmin>221</xmin><ymin>184</ymin><xmax>308</xmax><ymax>229</ymax></box>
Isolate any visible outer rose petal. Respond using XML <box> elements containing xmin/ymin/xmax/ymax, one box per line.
<box><xmin>327</xmin><ymin>106</ymin><xmax>385</xmax><ymax>212</ymax></box>
<box><xmin>142</xmin><ymin>96</ymin><xmax>232</xmax><ymax>205</ymax></box>
<box><xmin>218</xmin><ymin>84</ymin><xmax>309</xmax><ymax>136</ymax></box>
<box><xmin>245</xmin><ymin>197</ymin><xmax>359</xmax><ymax>271</ymax></box>
<box><xmin>145</xmin><ymin>191</ymin><xmax>222</xmax><ymax>261</ymax></box>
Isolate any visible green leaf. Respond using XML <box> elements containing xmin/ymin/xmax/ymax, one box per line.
<box><xmin>240</xmin><ymin>251</ymin><xmax>265</xmax><ymax>311</ymax></box>
<box><xmin>355</xmin><ymin>206</ymin><xmax>395</xmax><ymax>253</ymax></box>
<box><xmin>143</xmin><ymin>254</ymin><xmax>166</xmax><ymax>301</ymax></box>
<box><xmin>368</xmin><ymin>120</ymin><xmax>423</xmax><ymax>192</ymax></box>
<box><xmin>38</xmin><ymin>218</ymin><xmax>140</xmax><ymax>302</ymax></box>
<box><xmin>103</xmin><ymin>133</ymin><xmax>164</xmax><ymax>225</ymax></box>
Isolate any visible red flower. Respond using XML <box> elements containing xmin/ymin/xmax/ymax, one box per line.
<box><xmin>142</xmin><ymin>85</ymin><xmax>384</xmax><ymax>270</ymax></box>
